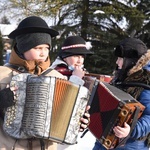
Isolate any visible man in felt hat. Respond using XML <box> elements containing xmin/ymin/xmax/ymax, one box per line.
<box><xmin>0</xmin><ymin>16</ymin><xmax>90</xmax><ymax>150</ymax></box>
<box><xmin>93</xmin><ymin>37</ymin><xmax>150</xmax><ymax>150</ymax></box>
<box><xmin>50</xmin><ymin>35</ymin><xmax>93</xmax><ymax>78</ymax></box>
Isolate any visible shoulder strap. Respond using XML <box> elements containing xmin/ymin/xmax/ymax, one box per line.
<box><xmin>41</xmin><ymin>68</ymin><xmax>67</xmax><ymax>80</ymax></box>
<box><xmin>116</xmin><ymin>82</ymin><xmax>150</xmax><ymax>90</ymax></box>
<box><xmin>4</xmin><ymin>63</ymin><xmax>28</xmax><ymax>73</ymax></box>
<box><xmin>41</xmin><ymin>68</ymin><xmax>53</xmax><ymax>76</ymax></box>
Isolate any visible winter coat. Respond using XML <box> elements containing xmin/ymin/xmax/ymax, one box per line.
<box><xmin>92</xmin><ymin>50</ymin><xmax>150</xmax><ymax>150</ymax></box>
<box><xmin>0</xmin><ymin>50</ymin><xmax>84</xmax><ymax>150</ymax></box>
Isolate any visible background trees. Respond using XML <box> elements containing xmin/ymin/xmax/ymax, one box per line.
<box><xmin>0</xmin><ymin>32</ymin><xmax>3</xmax><ymax>65</ymax></box>
<box><xmin>0</xmin><ymin>0</ymin><xmax>149</xmax><ymax>75</ymax></box>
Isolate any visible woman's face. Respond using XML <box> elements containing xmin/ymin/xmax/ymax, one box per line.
<box><xmin>116</xmin><ymin>57</ymin><xmax>124</xmax><ymax>69</ymax></box>
<box><xmin>64</xmin><ymin>55</ymin><xmax>84</xmax><ymax>68</ymax></box>
<box><xmin>24</xmin><ymin>44</ymin><xmax>49</xmax><ymax>62</ymax></box>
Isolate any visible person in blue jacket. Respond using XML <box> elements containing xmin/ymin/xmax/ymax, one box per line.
<box><xmin>93</xmin><ymin>37</ymin><xmax>150</xmax><ymax>150</ymax></box>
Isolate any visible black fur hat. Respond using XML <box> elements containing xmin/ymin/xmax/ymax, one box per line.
<box><xmin>58</xmin><ymin>36</ymin><xmax>93</xmax><ymax>59</ymax></box>
<box><xmin>114</xmin><ymin>37</ymin><xmax>147</xmax><ymax>58</ymax></box>
<box><xmin>9</xmin><ymin>16</ymin><xmax>59</xmax><ymax>39</ymax></box>
<box><xmin>113</xmin><ymin>38</ymin><xmax>147</xmax><ymax>83</ymax></box>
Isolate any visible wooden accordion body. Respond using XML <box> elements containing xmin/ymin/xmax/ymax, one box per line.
<box><xmin>85</xmin><ymin>73</ymin><xmax>113</xmax><ymax>83</ymax></box>
<box><xmin>84</xmin><ymin>77</ymin><xmax>145</xmax><ymax>149</ymax></box>
<box><xmin>3</xmin><ymin>73</ymin><xmax>90</xmax><ymax>144</ymax></box>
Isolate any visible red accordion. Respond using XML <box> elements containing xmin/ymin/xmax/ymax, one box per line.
<box><xmin>85</xmin><ymin>73</ymin><xmax>113</xmax><ymax>83</ymax></box>
<box><xmin>84</xmin><ymin>78</ymin><xmax>145</xmax><ymax>149</ymax></box>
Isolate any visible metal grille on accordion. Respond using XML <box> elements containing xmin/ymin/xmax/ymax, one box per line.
<box><xmin>3</xmin><ymin>73</ymin><xmax>90</xmax><ymax>144</ymax></box>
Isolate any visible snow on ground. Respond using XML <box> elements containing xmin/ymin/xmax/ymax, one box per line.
<box><xmin>58</xmin><ymin>131</ymin><xmax>150</xmax><ymax>150</ymax></box>
<box><xmin>76</xmin><ymin>131</ymin><xmax>96</xmax><ymax>150</ymax></box>
<box><xmin>57</xmin><ymin>131</ymin><xmax>96</xmax><ymax>150</ymax></box>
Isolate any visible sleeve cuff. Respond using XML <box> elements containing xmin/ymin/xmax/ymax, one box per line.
<box><xmin>69</xmin><ymin>75</ymin><xmax>85</xmax><ymax>86</ymax></box>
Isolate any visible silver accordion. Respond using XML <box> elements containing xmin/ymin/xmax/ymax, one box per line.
<box><xmin>3</xmin><ymin>73</ymin><xmax>90</xmax><ymax>144</ymax></box>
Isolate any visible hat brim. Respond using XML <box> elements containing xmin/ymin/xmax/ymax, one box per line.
<box><xmin>58</xmin><ymin>47</ymin><xmax>94</xmax><ymax>58</ymax></box>
<box><xmin>8</xmin><ymin>27</ymin><xmax>59</xmax><ymax>39</ymax></box>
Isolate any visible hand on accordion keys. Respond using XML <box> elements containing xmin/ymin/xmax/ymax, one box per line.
<box><xmin>79</xmin><ymin>105</ymin><xmax>91</xmax><ymax>132</ymax></box>
<box><xmin>113</xmin><ymin>122</ymin><xmax>131</xmax><ymax>138</ymax></box>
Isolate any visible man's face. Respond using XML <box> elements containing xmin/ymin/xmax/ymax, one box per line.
<box><xmin>116</xmin><ymin>57</ymin><xmax>124</xmax><ymax>69</ymax></box>
<box><xmin>64</xmin><ymin>55</ymin><xmax>84</xmax><ymax>68</ymax></box>
<box><xmin>23</xmin><ymin>44</ymin><xmax>50</xmax><ymax>62</ymax></box>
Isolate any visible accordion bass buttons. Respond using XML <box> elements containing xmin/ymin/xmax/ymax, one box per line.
<box><xmin>104</xmin><ymin>139</ymin><xmax>112</xmax><ymax>148</ymax></box>
<box><xmin>121</xmin><ymin>109</ymin><xmax>128</xmax><ymax>117</ymax></box>
<box><xmin>5</xmin><ymin>105</ymin><xmax>16</xmax><ymax>126</ymax></box>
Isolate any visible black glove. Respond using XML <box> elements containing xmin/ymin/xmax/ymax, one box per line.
<box><xmin>0</xmin><ymin>88</ymin><xmax>15</xmax><ymax>109</ymax></box>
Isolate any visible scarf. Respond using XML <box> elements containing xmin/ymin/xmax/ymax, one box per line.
<box><xmin>9</xmin><ymin>49</ymin><xmax>50</xmax><ymax>75</ymax></box>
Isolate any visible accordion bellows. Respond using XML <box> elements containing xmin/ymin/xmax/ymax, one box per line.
<box><xmin>3</xmin><ymin>73</ymin><xmax>90</xmax><ymax>144</ymax></box>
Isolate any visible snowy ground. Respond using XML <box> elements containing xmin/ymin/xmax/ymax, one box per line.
<box><xmin>57</xmin><ymin>131</ymin><xmax>96</xmax><ymax>150</ymax></box>
<box><xmin>58</xmin><ymin>131</ymin><xmax>150</xmax><ymax>150</ymax></box>
<box><xmin>76</xmin><ymin>131</ymin><xmax>96</xmax><ymax>150</ymax></box>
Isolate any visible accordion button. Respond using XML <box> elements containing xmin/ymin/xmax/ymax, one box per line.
<box><xmin>121</xmin><ymin>109</ymin><xmax>128</xmax><ymax>117</ymax></box>
<box><xmin>104</xmin><ymin>139</ymin><xmax>111</xmax><ymax>147</ymax></box>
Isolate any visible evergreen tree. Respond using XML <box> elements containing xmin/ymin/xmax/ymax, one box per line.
<box><xmin>1</xmin><ymin>0</ymin><xmax>149</xmax><ymax>74</ymax></box>
<box><xmin>0</xmin><ymin>16</ymin><xmax>10</xmax><ymax>24</ymax></box>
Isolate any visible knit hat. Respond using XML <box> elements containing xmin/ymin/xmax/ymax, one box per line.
<box><xmin>58</xmin><ymin>36</ymin><xmax>93</xmax><ymax>59</ymax></box>
<box><xmin>16</xmin><ymin>33</ymin><xmax>51</xmax><ymax>53</ymax></box>
<box><xmin>9</xmin><ymin>16</ymin><xmax>59</xmax><ymax>39</ymax></box>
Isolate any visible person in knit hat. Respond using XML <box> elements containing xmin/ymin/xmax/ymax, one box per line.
<box><xmin>0</xmin><ymin>16</ymin><xmax>90</xmax><ymax>150</ymax></box>
<box><xmin>93</xmin><ymin>37</ymin><xmax>150</xmax><ymax>150</ymax></box>
<box><xmin>51</xmin><ymin>35</ymin><xmax>93</xmax><ymax>79</ymax></box>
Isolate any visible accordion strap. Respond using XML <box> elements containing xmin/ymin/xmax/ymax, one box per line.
<box><xmin>41</xmin><ymin>68</ymin><xmax>53</xmax><ymax>76</ymax></box>
<box><xmin>116</xmin><ymin>82</ymin><xmax>150</xmax><ymax>90</ymax></box>
<box><xmin>4</xmin><ymin>64</ymin><xmax>55</xmax><ymax>76</ymax></box>
<box><xmin>40</xmin><ymin>139</ymin><xmax>45</xmax><ymax>150</ymax></box>
<box><xmin>4</xmin><ymin>63</ymin><xmax>28</xmax><ymax>73</ymax></box>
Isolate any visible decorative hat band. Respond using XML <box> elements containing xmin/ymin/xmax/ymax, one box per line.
<box><xmin>62</xmin><ymin>44</ymin><xmax>86</xmax><ymax>50</ymax></box>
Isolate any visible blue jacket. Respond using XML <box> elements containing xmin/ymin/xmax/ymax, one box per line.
<box><xmin>131</xmin><ymin>89</ymin><xmax>150</xmax><ymax>139</ymax></box>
